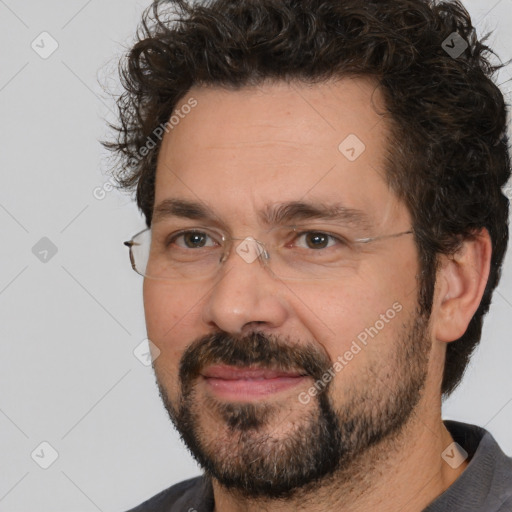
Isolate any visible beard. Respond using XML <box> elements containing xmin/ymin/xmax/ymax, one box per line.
<box><xmin>155</xmin><ymin>306</ymin><xmax>431</xmax><ymax>501</ymax></box>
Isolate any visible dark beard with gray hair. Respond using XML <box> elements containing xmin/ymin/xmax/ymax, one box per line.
<box><xmin>156</xmin><ymin>310</ymin><xmax>431</xmax><ymax>500</ymax></box>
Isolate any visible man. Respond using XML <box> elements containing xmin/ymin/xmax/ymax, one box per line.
<box><xmin>104</xmin><ymin>0</ymin><xmax>512</xmax><ymax>510</ymax></box>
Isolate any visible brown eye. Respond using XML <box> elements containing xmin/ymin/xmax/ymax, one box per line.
<box><xmin>183</xmin><ymin>232</ymin><xmax>208</xmax><ymax>248</ymax></box>
<box><xmin>295</xmin><ymin>231</ymin><xmax>340</xmax><ymax>250</ymax></box>
<box><xmin>167</xmin><ymin>231</ymin><xmax>218</xmax><ymax>249</ymax></box>
<box><xmin>305</xmin><ymin>232</ymin><xmax>329</xmax><ymax>249</ymax></box>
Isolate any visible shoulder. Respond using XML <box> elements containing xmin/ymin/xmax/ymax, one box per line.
<box><xmin>425</xmin><ymin>420</ymin><xmax>512</xmax><ymax>512</ymax></box>
<box><xmin>497</xmin><ymin>496</ymin><xmax>512</xmax><ymax>512</ymax></box>
<box><xmin>124</xmin><ymin>475</ymin><xmax>211</xmax><ymax>512</ymax></box>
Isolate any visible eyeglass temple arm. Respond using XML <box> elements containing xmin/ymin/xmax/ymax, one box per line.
<box><xmin>355</xmin><ymin>230</ymin><xmax>414</xmax><ymax>244</ymax></box>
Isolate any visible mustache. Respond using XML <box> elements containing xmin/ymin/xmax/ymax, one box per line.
<box><xmin>178</xmin><ymin>331</ymin><xmax>333</xmax><ymax>385</ymax></box>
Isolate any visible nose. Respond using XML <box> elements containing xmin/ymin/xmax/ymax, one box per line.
<box><xmin>201</xmin><ymin>238</ymin><xmax>289</xmax><ymax>335</ymax></box>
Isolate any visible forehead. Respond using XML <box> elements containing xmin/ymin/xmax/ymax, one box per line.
<box><xmin>153</xmin><ymin>78</ymin><xmax>407</xmax><ymax>228</ymax></box>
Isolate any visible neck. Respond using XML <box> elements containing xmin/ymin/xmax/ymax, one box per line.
<box><xmin>211</xmin><ymin>397</ymin><xmax>468</xmax><ymax>512</ymax></box>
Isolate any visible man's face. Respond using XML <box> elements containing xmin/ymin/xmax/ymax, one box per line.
<box><xmin>144</xmin><ymin>79</ymin><xmax>431</xmax><ymax>498</ymax></box>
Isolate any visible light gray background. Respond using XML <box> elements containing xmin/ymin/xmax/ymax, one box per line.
<box><xmin>0</xmin><ymin>1</ymin><xmax>511</xmax><ymax>511</ymax></box>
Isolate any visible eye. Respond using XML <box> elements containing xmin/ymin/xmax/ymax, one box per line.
<box><xmin>167</xmin><ymin>230</ymin><xmax>219</xmax><ymax>249</ymax></box>
<box><xmin>293</xmin><ymin>231</ymin><xmax>345</xmax><ymax>250</ymax></box>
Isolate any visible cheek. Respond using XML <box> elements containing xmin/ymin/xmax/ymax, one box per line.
<box><xmin>143</xmin><ymin>281</ymin><xmax>202</xmax><ymax>379</ymax></box>
<box><xmin>288</xmin><ymin>272</ymin><xmax>386</xmax><ymax>332</ymax></box>
<box><xmin>299</xmin><ymin>287</ymin><xmax>412</xmax><ymax>399</ymax></box>
<box><xmin>144</xmin><ymin>280</ymin><xmax>197</xmax><ymax>333</ymax></box>
<box><xmin>292</xmin><ymin>265</ymin><xmax>416</xmax><ymax>361</ymax></box>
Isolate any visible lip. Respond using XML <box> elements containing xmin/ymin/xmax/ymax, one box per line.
<box><xmin>201</xmin><ymin>365</ymin><xmax>309</xmax><ymax>400</ymax></box>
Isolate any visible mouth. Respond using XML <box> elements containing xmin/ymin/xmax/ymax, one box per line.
<box><xmin>200</xmin><ymin>365</ymin><xmax>309</xmax><ymax>400</ymax></box>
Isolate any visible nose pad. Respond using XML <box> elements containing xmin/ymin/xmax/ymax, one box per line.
<box><xmin>218</xmin><ymin>237</ymin><xmax>274</xmax><ymax>276</ymax></box>
<box><xmin>234</xmin><ymin>237</ymin><xmax>269</xmax><ymax>264</ymax></box>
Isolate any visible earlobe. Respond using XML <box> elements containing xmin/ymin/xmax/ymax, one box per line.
<box><xmin>433</xmin><ymin>229</ymin><xmax>492</xmax><ymax>343</ymax></box>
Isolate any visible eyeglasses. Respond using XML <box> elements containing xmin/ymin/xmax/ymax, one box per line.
<box><xmin>124</xmin><ymin>225</ymin><xmax>414</xmax><ymax>282</ymax></box>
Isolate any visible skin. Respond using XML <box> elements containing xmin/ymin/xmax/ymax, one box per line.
<box><xmin>143</xmin><ymin>78</ymin><xmax>491</xmax><ymax>512</ymax></box>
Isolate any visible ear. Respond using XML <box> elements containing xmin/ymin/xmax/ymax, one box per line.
<box><xmin>433</xmin><ymin>228</ymin><xmax>492</xmax><ymax>343</ymax></box>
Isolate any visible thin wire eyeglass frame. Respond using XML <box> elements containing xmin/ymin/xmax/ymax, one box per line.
<box><xmin>123</xmin><ymin>226</ymin><xmax>414</xmax><ymax>281</ymax></box>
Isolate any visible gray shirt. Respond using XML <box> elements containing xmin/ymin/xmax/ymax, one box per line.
<box><xmin>126</xmin><ymin>420</ymin><xmax>512</xmax><ymax>511</ymax></box>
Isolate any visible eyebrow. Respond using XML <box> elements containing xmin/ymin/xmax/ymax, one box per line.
<box><xmin>152</xmin><ymin>198</ymin><xmax>371</xmax><ymax>230</ymax></box>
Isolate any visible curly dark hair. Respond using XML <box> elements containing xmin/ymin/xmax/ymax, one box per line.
<box><xmin>102</xmin><ymin>0</ymin><xmax>511</xmax><ymax>399</ymax></box>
